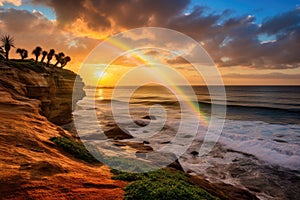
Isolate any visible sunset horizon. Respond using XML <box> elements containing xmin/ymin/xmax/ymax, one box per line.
<box><xmin>1</xmin><ymin>0</ymin><xmax>299</xmax><ymax>86</ymax></box>
<box><xmin>1</xmin><ymin>1</ymin><xmax>300</xmax><ymax>199</ymax></box>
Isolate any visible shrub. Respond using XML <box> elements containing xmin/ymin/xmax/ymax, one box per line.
<box><xmin>112</xmin><ymin>169</ymin><xmax>219</xmax><ymax>200</ymax></box>
<box><xmin>50</xmin><ymin>136</ymin><xmax>100</xmax><ymax>163</ymax></box>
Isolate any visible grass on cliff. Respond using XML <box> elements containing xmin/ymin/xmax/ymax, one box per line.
<box><xmin>112</xmin><ymin>169</ymin><xmax>219</xmax><ymax>200</ymax></box>
<box><xmin>10</xmin><ymin>59</ymin><xmax>46</xmax><ymax>73</ymax></box>
<box><xmin>50</xmin><ymin>136</ymin><xmax>218</xmax><ymax>199</ymax></box>
<box><xmin>9</xmin><ymin>59</ymin><xmax>77</xmax><ymax>77</ymax></box>
<box><xmin>50</xmin><ymin>136</ymin><xmax>100</xmax><ymax>163</ymax></box>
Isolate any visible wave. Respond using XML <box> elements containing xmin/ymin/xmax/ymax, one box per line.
<box><xmin>95</xmin><ymin>98</ymin><xmax>300</xmax><ymax>113</ymax></box>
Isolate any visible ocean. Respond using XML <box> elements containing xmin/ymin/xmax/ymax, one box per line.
<box><xmin>74</xmin><ymin>86</ymin><xmax>300</xmax><ymax>200</ymax></box>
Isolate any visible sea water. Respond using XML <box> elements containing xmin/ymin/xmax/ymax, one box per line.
<box><xmin>74</xmin><ymin>85</ymin><xmax>300</xmax><ymax>199</ymax></box>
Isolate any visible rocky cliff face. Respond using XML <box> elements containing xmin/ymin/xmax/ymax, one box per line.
<box><xmin>0</xmin><ymin>60</ymin><xmax>125</xmax><ymax>199</ymax></box>
<box><xmin>0</xmin><ymin>59</ymin><xmax>85</xmax><ymax>125</ymax></box>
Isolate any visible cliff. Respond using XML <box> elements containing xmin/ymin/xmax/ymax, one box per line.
<box><xmin>0</xmin><ymin>60</ymin><xmax>126</xmax><ymax>199</ymax></box>
<box><xmin>0</xmin><ymin>59</ymin><xmax>85</xmax><ymax>125</ymax></box>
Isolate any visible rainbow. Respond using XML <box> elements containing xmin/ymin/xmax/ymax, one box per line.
<box><xmin>95</xmin><ymin>36</ymin><xmax>209</xmax><ymax>127</ymax></box>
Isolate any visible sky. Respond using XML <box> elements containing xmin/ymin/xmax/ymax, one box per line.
<box><xmin>0</xmin><ymin>0</ymin><xmax>299</xmax><ymax>85</ymax></box>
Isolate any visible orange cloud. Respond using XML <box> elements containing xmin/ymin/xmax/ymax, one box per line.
<box><xmin>0</xmin><ymin>0</ymin><xmax>21</xmax><ymax>6</ymax></box>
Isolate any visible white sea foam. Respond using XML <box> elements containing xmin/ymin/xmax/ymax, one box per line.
<box><xmin>214</xmin><ymin>120</ymin><xmax>300</xmax><ymax>170</ymax></box>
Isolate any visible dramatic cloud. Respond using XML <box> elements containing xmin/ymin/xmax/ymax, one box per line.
<box><xmin>31</xmin><ymin>0</ymin><xmax>189</xmax><ymax>32</ymax></box>
<box><xmin>3</xmin><ymin>0</ymin><xmax>300</xmax><ymax>71</ymax></box>
<box><xmin>30</xmin><ymin>0</ymin><xmax>300</xmax><ymax>70</ymax></box>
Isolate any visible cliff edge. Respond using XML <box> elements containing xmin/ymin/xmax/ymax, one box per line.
<box><xmin>0</xmin><ymin>60</ymin><xmax>126</xmax><ymax>199</ymax></box>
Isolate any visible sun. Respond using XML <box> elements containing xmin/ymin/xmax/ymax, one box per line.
<box><xmin>94</xmin><ymin>71</ymin><xmax>106</xmax><ymax>79</ymax></box>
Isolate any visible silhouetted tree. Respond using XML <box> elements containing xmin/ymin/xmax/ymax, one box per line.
<box><xmin>60</xmin><ymin>56</ymin><xmax>71</xmax><ymax>68</ymax></box>
<box><xmin>46</xmin><ymin>49</ymin><xmax>55</xmax><ymax>67</ymax></box>
<box><xmin>32</xmin><ymin>46</ymin><xmax>42</xmax><ymax>62</ymax></box>
<box><xmin>40</xmin><ymin>50</ymin><xmax>48</xmax><ymax>63</ymax></box>
<box><xmin>54</xmin><ymin>52</ymin><xmax>65</xmax><ymax>67</ymax></box>
<box><xmin>1</xmin><ymin>35</ymin><xmax>15</xmax><ymax>61</ymax></box>
<box><xmin>16</xmin><ymin>48</ymin><xmax>28</xmax><ymax>60</ymax></box>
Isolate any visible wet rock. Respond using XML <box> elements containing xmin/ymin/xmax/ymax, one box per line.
<box><xmin>142</xmin><ymin>115</ymin><xmax>157</xmax><ymax>120</ymax></box>
<box><xmin>80</xmin><ymin>133</ymin><xmax>106</xmax><ymax>140</ymax></box>
<box><xmin>190</xmin><ymin>151</ymin><xmax>199</xmax><ymax>157</ymax></box>
<box><xmin>167</xmin><ymin>159</ymin><xmax>184</xmax><ymax>171</ymax></box>
<box><xmin>134</xmin><ymin>120</ymin><xmax>148</xmax><ymax>127</ymax></box>
<box><xmin>104</xmin><ymin>126</ymin><xmax>133</xmax><ymax>140</ymax></box>
<box><xmin>273</xmin><ymin>139</ymin><xmax>287</xmax><ymax>143</ymax></box>
<box><xmin>188</xmin><ymin>176</ymin><xmax>259</xmax><ymax>200</ymax></box>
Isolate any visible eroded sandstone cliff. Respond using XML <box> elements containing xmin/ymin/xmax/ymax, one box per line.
<box><xmin>0</xmin><ymin>60</ymin><xmax>126</xmax><ymax>199</ymax></box>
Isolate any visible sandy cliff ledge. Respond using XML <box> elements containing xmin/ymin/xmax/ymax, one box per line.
<box><xmin>0</xmin><ymin>60</ymin><xmax>126</xmax><ymax>200</ymax></box>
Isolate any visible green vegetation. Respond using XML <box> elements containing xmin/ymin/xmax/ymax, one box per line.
<box><xmin>112</xmin><ymin>169</ymin><xmax>219</xmax><ymax>200</ymax></box>
<box><xmin>10</xmin><ymin>59</ymin><xmax>46</xmax><ymax>73</ymax></box>
<box><xmin>50</xmin><ymin>136</ymin><xmax>100</xmax><ymax>163</ymax></box>
<box><xmin>49</xmin><ymin>136</ymin><xmax>218</xmax><ymax>199</ymax></box>
<box><xmin>104</xmin><ymin>156</ymin><xmax>157</xmax><ymax>173</ymax></box>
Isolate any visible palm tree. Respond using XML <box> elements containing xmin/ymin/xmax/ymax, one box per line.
<box><xmin>16</xmin><ymin>48</ymin><xmax>28</xmax><ymax>60</ymax></box>
<box><xmin>40</xmin><ymin>50</ymin><xmax>48</xmax><ymax>63</ymax></box>
<box><xmin>46</xmin><ymin>49</ymin><xmax>55</xmax><ymax>67</ymax></box>
<box><xmin>1</xmin><ymin>35</ymin><xmax>15</xmax><ymax>61</ymax></box>
<box><xmin>54</xmin><ymin>52</ymin><xmax>65</xmax><ymax>67</ymax></box>
<box><xmin>60</xmin><ymin>56</ymin><xmax>71</xmax><ymax>68</ymax></box>
<box><xmin>22</xmin><ymin>49</ymin><xmax>28</xmax><ymax>60</ymax></box>
<box><xmin>32</xmin><ymin>46</ymin><xmax>42</xmax><ymax>62</ymax></box>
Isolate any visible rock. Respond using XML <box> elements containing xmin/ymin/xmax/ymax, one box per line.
<box><xmin>188</xmin><ymin>176</ymin><xmax>259</xmax><ymax>200</ymax></box>
<box><xmin>142</xmin><ymin>115</ymin><xmax>157</xmax><ymax>120</ymax></box>
<box><xmin>113</xmin><ymin>141</ymin><xmax>153</xmax><ymax>152</ymax></box>
<box><xmin>0</xmin><ymin>61</ymin><xmax>126</xmax><ymax>199</ymax></box>
<box><xmin>167</xmin><ymin>159</ymin><xmax>184</xmax><ymax>171</ymax></box>
<box><xmin>80</xmin><ymin>133</ymin><xmax>107</xmax><ymax>140</ymax></box>
<box><xmin>134</xmin><ymin>120</ymin><xmax>148</xmax><ymax>127</ymax></box>
<box><xmin>190</xmin><ymin>151</ymin><xmax>199</xmax><ymax>157</ymax></box>
<box><xmin>273</xmin><ymin>139</ymin><xmax>287</xmax><ymax>143</ymax></box>
<box><xmin>104</xmin><ymin>126</ymin><xmax>133</xmax><ymax>140</ymax></box>
<box><xmin>160</xmin><ymin>141</ymin><xmax>171</xmax><ymax>144</ymax></box>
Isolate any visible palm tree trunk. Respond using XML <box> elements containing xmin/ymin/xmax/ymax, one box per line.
<box><xmin>41</xmin><ymin>55</ymin><xmax>46</xmax><ymax>63</ymax></box>
<box><xmin>5</xmin><ymin>51</ymin><xmax>8</xmax><ymax>61</ymax></box>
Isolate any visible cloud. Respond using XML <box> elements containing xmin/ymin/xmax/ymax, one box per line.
<box><xmin>165</xmin><ymin>56</ymin><xmax>190</xmax><ymax>65</ymax></box>
<box><xmin>0</xmin><ymin>0</ymin><xmax>21</xmax><ymax>6</ymax></box>
<box><xmin>0</xmin><ymin>8</ymin><xmax>99</xmax><ymax>71</ymax></box>
<box><xmin>31</xmin><ymin>0</ymin><xmax>189</xmax><ymax>32</ymax></box>
<box><xmin>4</xmin><ymin>1</ymin><xmax>300</xmax><ymax>70</ymax></box>
<box><xmin>260</xmin><ymin>9</ymin><xmax>300</xmax><ymax>35</ymax></box>
<box><xmin>223</xmin><ymin>72</ymin><xmax>300</xmax><ymax>79</ymax></box>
